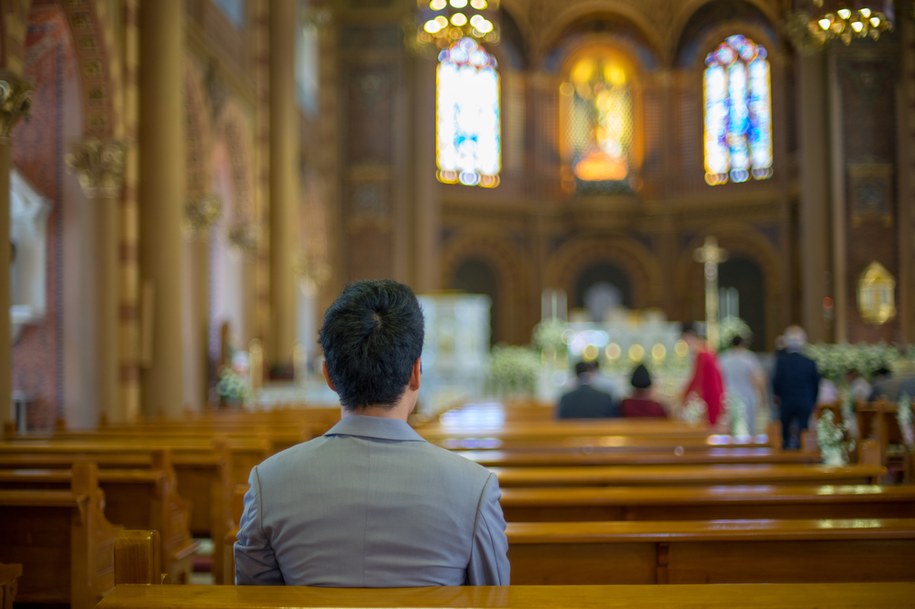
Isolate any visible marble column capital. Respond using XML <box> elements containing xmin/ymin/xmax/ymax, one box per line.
<box><xmin>0</xmin><ymin>70</ymin><xmax>33</xmax><ymax>142</ymax></box>
<box><xmin>66</xmin><ymin>137</ymin><xmax>127</xmax><ymax>199</ymax></box>
<box><xmin>184</xmin><ymin>195</ymin><xmax>222</xmax><ymax>235</ymax></box>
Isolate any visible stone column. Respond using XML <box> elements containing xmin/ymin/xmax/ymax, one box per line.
<box><xmin>138</xmin><ymin>0</ymin><xmax>186</xmax><ymax>418</ymax></box>
<box><xmin>66</xmin><ymin>138</ymin><xmax>127</xmax><ymax>424</ymax></box>
<box><xmin>184</xmin><ymin>195</ymin><xmax>221</xmax><ymax>410</ymax></box>
<box><xmin>796</xmin><ymin>51</ymin><xmax>832</xmax><ymax>342</ymax></box>
<box><xmin>0</xmin><ymin>71</ymin><xmax>32</xmax><ymax>433</ymax></box>
<box><xmin>268</xmin><ymin>0</ymin><xmax>298</xmax><ymax>371</ymax></box>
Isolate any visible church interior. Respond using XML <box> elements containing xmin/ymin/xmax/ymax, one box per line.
<box><xmin>1</xmin><ymin>0</ymin><xmax>915</xmax><ymax>604</ymax></box>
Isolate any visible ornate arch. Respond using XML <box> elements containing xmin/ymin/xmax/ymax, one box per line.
<box><xmin>537</xmin><ymin>2</ymin><xmax>664</xmax><ymax>66</ymax></box>
<box><xmin>441</xmin><ymin>233</ymin><xmax>532</xmax><ymax>345</ymax></box>
<box><xmin>60</xmin><ymin>0</ymin><xmax>119</xmax><ymax>138</ymax></box>
<box><xmin>674</xmin><ymin>222</ymin><xmax>783</xmax><ymax>344</ymax></box>
<box><xmin>216</xmin><ymin>100</ymin><xmax>254</xmax><ymax>222</ymax></box>
<box><xmin>544</xmin><ymin>236</ymin><xmax>663</xmax><ymax>310</ymax></box>
<box><xmin>185</xmin><ymin>60</ymin><xmax>213</xmax><ymax>201</ymax></box>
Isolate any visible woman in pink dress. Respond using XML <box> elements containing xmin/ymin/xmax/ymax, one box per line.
<box><xmin>681</xmin><ymin>323</ymin><xmax>725</xmax><ymax>426</ymax></box>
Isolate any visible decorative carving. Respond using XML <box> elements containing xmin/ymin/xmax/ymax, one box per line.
<box><xmin>228</xmin><ymin>222</ymin><xmax>260</xmax><ymax>253</ymax></box>
<box><xmin>0</xmin><ymin>70</ymin><xmax>33</xmax><ymax>141</ymax></box>
<box><xmin>66</xmin><ymin>137</ymin><xmax>126</xmax><ymax>198</ymax></box>
<box><xmin>184</xmin><ymin>195</ymin><xmax>222</xmax><ymax>234</ymax></box>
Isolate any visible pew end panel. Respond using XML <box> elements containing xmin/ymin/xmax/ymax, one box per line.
<box><xmin>115</xmin><ymin>530</ymin><xmax>162</xmax><ymax>585</ymax></box>
<box><xmin>0</xmin><ymin>563</ymin><xmax>22</xmax><ymax>609</ymax></box>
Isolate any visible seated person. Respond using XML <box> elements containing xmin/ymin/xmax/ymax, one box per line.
<box><xmin>620</xmin><ymin>364</ymin><xmax>669</xmax><ymax>418</ymax></box>
<box><xmin>235</xmin><ymin>279</ymin><xmax>510</xmax><ymax>586</ymax></box>
<box><xmin>557</xmin><ymin>360</ymin><xmax>618</xmax><ymax>419</ymax></box>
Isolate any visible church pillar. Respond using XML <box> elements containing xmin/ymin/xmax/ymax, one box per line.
<box><xmin>796</xmin><ymin>52</ymin><xmax>831</xmax><ymax>342</ymax></box>
<box><xmin>184</xmin><ymin>195</ymin><xmax>221</xmax><ymax>410</ymax></box>
<box><xmin>66</xmin><ymin>138</ymin><xmax>127</xmax><ymax>424</ymax></box>
<box><xmin>268</xmin><ymin>0</ymin><xmax>298</xmax><ymax>371</ymax></box>
<box><xmin>0</xmin><ymin>70</ymin><xmax>32</xmax><ymax>432</ymax></box>
<box><xmin>138</xmin><ymin>0</ymin><xmax>186</xmax><ymax>417</ymax></box>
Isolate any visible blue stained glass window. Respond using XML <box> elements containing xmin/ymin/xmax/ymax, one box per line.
<box><xmin>703</xmin><ymin>34</ymin><xmax>772</xmax><ymax>186</ymax></box>
<box><xmin>436</xmin><ymin>38</ymin><xmax>501</xmax><ymax>188</ymax></box>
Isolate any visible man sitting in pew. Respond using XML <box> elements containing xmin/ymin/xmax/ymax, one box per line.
<box><xmin>234</xmin><ymin>280</ymin><xmax>510</xmax><ymax>586</ymax></box>
<box><xmin>557</xmin><ymin>361</ymin><xmax>619</xmax><ymax>419</ymax></box>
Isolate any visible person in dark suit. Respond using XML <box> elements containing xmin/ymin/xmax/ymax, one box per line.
<box><xmin>557</xmin><ymin>360</ymin><xmax>618</xmax><ymax>419</ymax></box>
<box><xmin>771</xmin><ymin>325</ymin><xmax>820</xmax><ymax>449</ymax></box>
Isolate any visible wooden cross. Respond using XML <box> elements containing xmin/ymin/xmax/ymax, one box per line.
<box><xmin>693</xmin><ymin>236</ymin><xmax>728</xmax><ymax>350</ymax></box>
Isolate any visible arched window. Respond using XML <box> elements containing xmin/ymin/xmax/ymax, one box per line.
<box><xmin>560</xmin><ymin>48</ymin><xmax>636</xmax><ymax>194</ymax></box>
<box><xmin>436</xmin><ymin>37</ymin><xmax>501</xmax><ymax>188</ymax></box>
<box><xmin>703</xmin><ymin>34</ymin><xmax>772</xmax><ymax>185</ymax></box>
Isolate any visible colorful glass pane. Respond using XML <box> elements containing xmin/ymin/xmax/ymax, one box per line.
<box><xmin>562</xmin><ymin>52</ymin><xmax>634</xmax><ymax>190</ymax></box>
<box><xmin>703</xmin><ymin>34</ymin><xmax>773</xmax><ymax>186</ymax></box>
<box><xmin>436</xmin><ymin>38</ymin><xmax>501</xmax><ymax>188</ymax></box>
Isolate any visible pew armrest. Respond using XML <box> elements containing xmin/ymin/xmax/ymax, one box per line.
<box><xmin>115</xmin><ymin>530</ymin><xmax>162</xmax><ymax>585</ymax></box>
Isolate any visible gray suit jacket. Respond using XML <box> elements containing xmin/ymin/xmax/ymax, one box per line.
<box><xmin>234</xmin><ymin>415</ymin><xmax>510</xmax><ymax>586</ymax></box>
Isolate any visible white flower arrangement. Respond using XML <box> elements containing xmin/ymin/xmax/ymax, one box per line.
<box><xmin>487</xmin><ymin>345</ymin><xmax>541</xmax><ymax>398</ymax></box>
<box><xmin>718</xmin><ymin>316</ymin><xmax>752</xmax><ymax>351</ymax></box>
<box><xmin>898</xmin><ymin>392</ymin><xmax>914</xmax><ymax>447</ymax></box>
<box><xmin>681</xmin><ymin>393</ymin><xmax>707</xmax><ymax>426</ymax></box>
<box><xmin>532</xmin><ymin>319</ymin><xmax>568</xmax><ymax>355</ymax></box>
<box><xmin>805</xmin><ymin>342</ymin><xmax>900</xmax><ymax>384</ymax></box>
<box><xmin>216</xmin><ymin>367</ymin><xmax>250</xmax><ymax>403</ymax></box>
<box><xmin>817</xmin><ymin>410</ymin><xmax>848</xmax><ymax>466</ymax></box>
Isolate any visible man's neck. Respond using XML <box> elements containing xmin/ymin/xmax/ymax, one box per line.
<box><xmin>343</xmin><ymin>399</ymin><xmax>414</xmax><ymax>421</ymax></box>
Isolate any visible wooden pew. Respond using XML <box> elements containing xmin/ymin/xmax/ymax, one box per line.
<box><xmin>435</xmin><ymin>432</ymin><xmax>775</xmax><ymax>451</ymax></box>
<box><xmin>115</xmin><ymin>530</ymin><xmax>162</xmax><ymax>585</ymax></box>
<box><xmin>0</xmin><ymin>451</ymin><xmax>195</xmax><ymax>583</ymax></box>
<box><xmin>419</xmin><ymin>419</ymin><xmax>720</xmax><ymax>441</ymax></box>
<box><xmin>0</xmin><ymin>461</ymin><xmax>120</xmax><ymax>609</ymax></box>
<box><xmin>492</xmin><ymin>463</ymin><xmax>886</xmax><ymax>487</ymax></box>
<box><xmin>95</xmin><ymin>582</ymin><xmax>915</xmax><ymax>609</ymax></box>
<box><xmin>500</xmin><ymin>484</ymin><xmax>915</xmax><ymax>522</ymax></box>
<box><xmin>457</xmin><ymin>447</ymin><xmax>818</xmax><ymax>467</ymax></box>
<box><xmin>0</xmin><ymin>564</ymin><xmax>21</xmax><ymax>609</ymax></box>
<box><xmin>0</xmin><ymin>443</ymin><xmax>232</xmax><ymax>582</ymax></box>
<box><xmin>507</xmin><ymin>518</ymin><xmax>915</xmax><ymax>584</ymax></box>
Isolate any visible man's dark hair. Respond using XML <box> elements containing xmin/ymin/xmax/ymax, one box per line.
<box><xmin>318</xmin><ymin>280</ymin><xmax>425</xmax><ymax>410</ymax></box>
<box><xmin>574</xmin><ymin>361</ymin><xmax>593</xmax><ymax>379</ymax></box>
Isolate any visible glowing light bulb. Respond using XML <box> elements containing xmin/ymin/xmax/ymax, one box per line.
<box><xmin>450</xmin><ymin>0</ymin><xmax>468</xmax><ymax>8</ymax></box>
<box><xmin>476</xmin><ymin>18</ymin><xmax>493</xmax><ymax>33</ymax></box>
<box><xmin>818</xmin><ymin>17</ymin><xmax>832</xmax><ymax>30</ymax></box>
<box><xmin>850</xmin><ymin>20</ymin><xmax>864</xmax><ymax>32</ymax></box>
<box><xmin>859</xmin><ymin>7</ymin><xmax>871</xmax><ymax>18</ymax></box>
<box><xmin>870</xmin><ymin>16</ymin><xmax>881</xmax><ymax>26</ymax></box>
<box><xmin>424</xmin><ymin>19</ymin><xmax>442</xmax><ymax>34</ymax></box>
<box><xmin>837</xmin><ymin>7</ymin><xmax>852</xmax><ymax>19</ymax></box>
<box><xmin>430</xmin><ymin>0</ymin><xmax>447</xmax><ymax>10</ymax></box>
<box><xmin>470</xmin><ymin>0</ymin><xmax>488</xmax><ymax>8</ymax></box>
<box><xmin>450</xmin><ymin>12</ymin><xmax>467</xmax><ymax>26</ymax></box>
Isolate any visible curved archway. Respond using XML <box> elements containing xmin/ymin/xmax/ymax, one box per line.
<box><xmin>674</xmin><ymin>224</ymin><xmax>783</xmax><ymax>349</ymax></box>
<box><xmin>545</xmin><ymin>236</ymin><xmax>662</xmax><ymax>311</ymax></box>
<box><xmin>441</xmin><ymin>235</ymin><xmax>532</xmax><ymax>345</ymax></box>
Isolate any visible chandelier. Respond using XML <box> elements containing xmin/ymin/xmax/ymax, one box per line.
<box><xmin>798</xmin><ymin>0</ymin><xmax>894</xmax><ymax>45</ymax></box>
<box><xmin>416</xmin><ymin>0</ymin><xmax>500</xmax><ymax>48</ymax></box>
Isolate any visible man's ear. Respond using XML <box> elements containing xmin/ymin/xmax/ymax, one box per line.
<box><xmin>322</xmin><ymin>360</ymin><xmax>337</xmax><ymax>393</ymax></box>
<box><xmin>408</xmin><ymin>357</ymin><xmax>422</xmax><ymax>391</ymax></box>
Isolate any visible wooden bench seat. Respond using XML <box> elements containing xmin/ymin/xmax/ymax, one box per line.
<box><xmin>0</xmin><ymin>459</ymin><xmax>195</xmax><ymax>583</ymax></box>
<box><xmin>457</xmin><ymin>447</ymin><xmax>818</xmax><ymax>467</ymax></box>
<box><xmin>0</xmin><ymin>444</ymin><xmax>232</xmax><ymax>582</ymax></box>
<box><xmin>492</xmin><ymin>463</ymin><xmax>886</xmax><ymax>487</ymax></box>
<box><xmin>0</xmin><ymin>461</ymin><xmax>120</xmax><ymax>609</ymax></box>
<box><xmin>507</xmin><ymin>518</ymin><xmax>915</xmax><ymax>584</ymax></box>
<box><xmin>501</xmin><ymin>484</ymin><xmax>915</xmax><ymax>521</ymax></box>
<box><xmin>435</xmin><ymin>432</ymin><xmax>774</xmax><ymax>451</ymax></box>
<box><xmin>95</xmin><ymin>582</ymin><xmax>915</xmax><ymax>609</ymax></box>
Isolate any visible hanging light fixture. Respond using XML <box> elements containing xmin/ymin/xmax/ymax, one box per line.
<box><xmin>795</xmin><ymin>0</ymin><xmax>894</xmax><ymax>45</ymax></box>
<box><xmin>416</xmin><ymin>0</ymin><xmax>500</xmax><ymax>48</ymax></box>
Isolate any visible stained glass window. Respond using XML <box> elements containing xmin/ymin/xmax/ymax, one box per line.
<box><xmin>561</xmin><ymin>49</ymin><xmax>635</xmax><ymax>194</ymax></box>
<box><xmin>436</xmin><ymin>37</ymin><xmax>501</xmax><ymax>188</ymax></box>
<box><xmin>703</xmin><ymin>34</ymin><xmax>772</xmax><ymax>186</ymax></box>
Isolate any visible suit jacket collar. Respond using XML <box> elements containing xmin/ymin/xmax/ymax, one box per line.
<box><xmin>324</xmin><ymin>414</ymin><xmax>425</xmax><ymax>442</ymax></box>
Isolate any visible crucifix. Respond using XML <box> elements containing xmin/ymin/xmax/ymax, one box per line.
<box><xmin>693</xmin><ymin>236</ymin><xmax>728</xmax><ymax>350</ymax></box>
